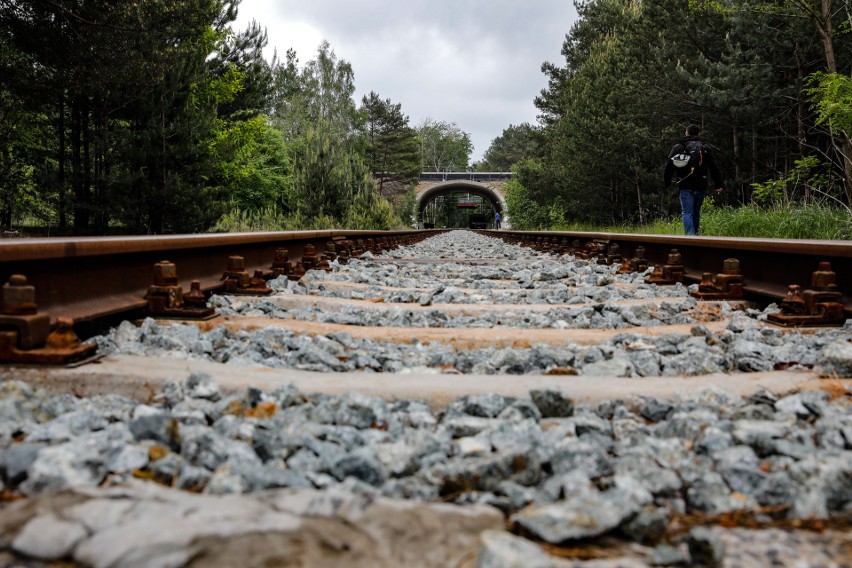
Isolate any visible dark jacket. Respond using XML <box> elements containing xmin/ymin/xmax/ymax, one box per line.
<box><xmin>664</xmin><ymin>135</ymin><xmax>724</xmax><ymax>191</ymax></box>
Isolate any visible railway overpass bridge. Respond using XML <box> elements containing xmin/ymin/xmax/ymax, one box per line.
<box><xmin>415</xmin><ymin>172</ymin><xmax>512</xmax><ymax>229</ymax></box>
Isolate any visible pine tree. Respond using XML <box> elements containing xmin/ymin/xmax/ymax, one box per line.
<box><xmin>360</xmin><ymin>91</ymin><xmax>420</xmax><ymax>196</ymax></box>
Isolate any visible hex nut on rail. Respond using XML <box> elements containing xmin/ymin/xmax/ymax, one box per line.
<box><xmin>645</xmin><ymin>249</ymin><xmax>685</xmax><ymax>285</ymax></box>
<box><xmin>259</xmin><ymin>248</ymin><xmax>293</xmax><ymax>280</ymax></box>
<box><xmin>0</xmin><ymin>275</ymin><xmax>97</xmax><ymax>365</ymax></box>
<box><xmin>691</xmin><ymin>258</ymin><xmax>745</xmax><ymax>301</ymax></box>
<box><xmin>145</xmin><ymin>261</ymin><xmax>216</xmax><ymax>319</ymax></box>
<box><xmin>0</xmin><ymin>274</ymin><xmax>49</xmax><ymax>350</ymax></box>
<box><xmin>767</xmin><ymin>262</ymin><xmax>846</xmax><ymax>327</ymax></box>
<box><xmin>221</xmin><ymin>256</ymin><xmax>272</xmax><ymax>295</ymax></box>
<box><xmin>618</xmin><ymin>246</ymin><xmax>649</xmax><ymax>275</ymax></box>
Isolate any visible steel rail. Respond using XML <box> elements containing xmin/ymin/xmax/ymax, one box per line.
<box><xmin>0</xmin><ymin>230</ymin><xmax>429</xmax><ymax>327</ymax></box>
<box><xmin>1</xmin><ymin>230</ymin><xmax>850</xmax><ymax>331</ymax></box>
<box><xmin>482</xmin><ymin>230</ymin><xmax>852</xmax><ymax>315</ymax></box>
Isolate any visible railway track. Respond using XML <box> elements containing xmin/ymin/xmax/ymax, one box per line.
<box><xmin>0</xmin><ymin>229</ymin><xmax>851</xmax><ymax>567</ymax></box>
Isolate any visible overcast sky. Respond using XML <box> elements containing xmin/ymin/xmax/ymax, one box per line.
<box><xmin>231</xmin><ymin>0</ymin><xmax>578</xmax><ymax>163</ymax></box>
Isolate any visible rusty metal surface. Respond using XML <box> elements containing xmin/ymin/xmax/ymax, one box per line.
<box><xmin>2</xmin><ymin>228</ymin><xmax>850</xmax><ymax>327</ymax></box>
<box><xmin>483</xmin><ymin>230</ymin><xmax>852</xmax><ymax>315</ymax></box>
<box><xmin>0</xmin><ymin>230</ymin><xmax>429</xmax><ymax>324</ymax></box>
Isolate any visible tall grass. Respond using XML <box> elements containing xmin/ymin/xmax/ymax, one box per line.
<box><xmin>551</xmin><ymin>203</ymin><xmax>852</xmax><ymax>240</ymax></box>
<box><xmin>209</xmin><ymin>200</ymin><xmax>406</xmax><ymax>233</ymax></box>
<box><xmin>209</xmin><ymin>206</ymin><xmax>298</xmax><ymax>232</ymax></box>
<box><xmin>698</xmin><ymin>203</ymin><xmax>851</xmax><ymax>239</ymax></box>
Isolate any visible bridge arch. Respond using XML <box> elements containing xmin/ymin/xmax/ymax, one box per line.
<box><xmin>416</xmin><ymin>180</ymin><xmax>507</xmax><ymax>228</ymax></box>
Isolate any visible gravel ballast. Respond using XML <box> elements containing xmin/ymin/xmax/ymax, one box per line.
<box><xmin>1</xmin><ymin>230</ymin><xmax>850</xmax><ymax>567</ymax></box>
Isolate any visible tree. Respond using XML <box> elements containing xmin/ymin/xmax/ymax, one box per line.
<box><xmin>0</xmin><ymin>35</ymin><xmax>52</xmax><ymax>229</ymax></box>
<box><xmin>108</xmin><ymin>0</ymin><xmax>240</xmax><ymax>234</ymax></box>
<box><xmin>291</xmin><ymin>119</ymin><xmax>374</xmax><ymax>221</ymax></box>
<box><xmin>213</xmin><ymin>20</ymin><xmax>275</xmax><ymax>119</ymax></box>
<box><xmin>476</xmin><ymin>123</ymin><xmax>540</xmax><ymax>171</ymax></box>
<box><xmin>0</xmin><ymin>0</ymin><xmax>293</xmax><ymax>234</ymax></box>
<box><xmin>360</xmin><ymin>91</ymin><xmax>420</xmax><ymax>196</ymax></box>
<box><xmin>269</xmin><ymin>48</ymin><xmax>305</xmax><ymax>140</ymax></box>
<box><xmin>698</xmin><ymin>0</ymin><xmax>852</xmax><ymax>197</ymax></box>
<box><xmin>274</xmin><ymin>40</ymin><xmax>361</xmax><ymax>144</ymax></box>
<box><xmin>509</xmin><ymin>0</ymin><xmax>850</xmax><ymax>229</ymax></box>
<box><xmin>526</xmin><ymin>0</ymin><xmax>685</xmax><ymax>225</ymax></box>
<box><xmin>207</xmin><ymin>115</ymin><xmax>292</xmax><ymax>212</ymax></box>
<box><xmin>417</xmin><ymin>118</ymin><xmax>472</xmax><ymax>172</ymax></box>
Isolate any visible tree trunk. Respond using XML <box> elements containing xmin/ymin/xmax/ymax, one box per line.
<box><xmin>808</xmin><ymin>0</ymin><xmax>852</xmax><ymax>195</ymax></box>
<box><xmin>93</xmin><ymin>95</ymin><xmax>109</xmax><ymax>233</ymax></box>
<box><xmin>58</xmin><ymin>92</ymin><xmax>67</xmax><ymax>230</ymax></box>
<box><xmin>83</xmin><ymin>98</ymin><xmax>91</xmax><ymax>234</ymax></box>
<box><xmin>72</xmin><ymin>99</ymin><xmax>87</xmax><ymax>234</ymax></box>
<box><xmin>732</xmin><ymin>127</ymin><xmax>741</xmax><ymax>183</ymax></box>
<box><xmin>795</xmin><ymin>43</ymin><xmax>808</xmax><ymax>155</ymax></box>
<box><xmin>633</xmin><ymin>153</ymin><xmax>645</xmax><ymax>225</ymax></box>
<box><xmin>635</xmin><ymin>177</ymin><xmax>645</xmax><ymax>225</ymax></box>
<box><xmin>819</xmin><ymin>0</ymin><xmax>837</xmax><ymax>74</ymax></box>
<box><xmin>1</xmin><ymin>147</ymin><xmax>11</xmax><ymax>229</ymax></box>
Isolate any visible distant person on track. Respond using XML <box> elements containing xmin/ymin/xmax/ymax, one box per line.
<box><xmin>664</xmin><ymin>124</ymin><xmax>724</xmax><ymax>235</ymax></box>
<box><xmin>494</xmin><ymin>211</ymin><xmax>502</xmax><ymax>229</ymax></box>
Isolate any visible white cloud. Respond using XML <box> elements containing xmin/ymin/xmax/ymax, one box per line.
<box><xmin>232</xmin><ymin>0</ymin><xmax>577</xmax><ymax>162</ymax></box>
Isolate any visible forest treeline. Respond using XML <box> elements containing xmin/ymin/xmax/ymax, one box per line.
<box><xmin>505</xmin><ymin>0</ymin><xmax>852</xmax><ymax>230</ymax></box>
<box><xmin>2</xmin><ymin>0</ymin><xmax>850</xmax><ymax>236</ymax></box>
<box><xmin>0</xmin><ymin>0</ymin><xmax>478</xmax><ymax>234</ymax></box>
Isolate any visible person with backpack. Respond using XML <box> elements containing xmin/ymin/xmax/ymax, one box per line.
<box><xmin>494</xmin><ymin>211</ymin><xmax>502</xmax><ymax>229</ymax></box>
<box><xmin>664</xmin><ymin>124</ymin><xmax>724</xmax><ymax>235</ymax></box>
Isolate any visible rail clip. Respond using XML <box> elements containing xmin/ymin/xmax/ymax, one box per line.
<box><xmin>690</xmin><ymin>258</ymin><xmax>745</xmax><ymax>300</ymax></box>
<box><xmin>145</xmin><ymin>261</ymin><xmax>216</xmax><ymax>319</ymax></box>
<box><xmin>0</xmin><ymin>275</ymin><xmax>97</xmax><ymax>365</ymax></box>
<box><xmin>221</xmin><ymin>256</ymin><xmax>273</xmax><ymax>295</ymax></box>
<box><xmin>767</xmin><ymin>262</ymin><xmax>846</xmax><ymax>327</ymax></box>
<box><xmin>618</xmin><ymin>246</ymin><xmax>649</xmax><ymax>274</ymax></box>
<box><xmin>645</xmin><ymin>249</ymin><xmax>685</xmax><ymax>285</ymax></box>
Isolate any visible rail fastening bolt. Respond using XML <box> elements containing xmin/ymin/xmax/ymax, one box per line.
<box><xmin>2</xmin><ymin>274</ymin><xmax>38</xmax><ymax>315</ymax></box>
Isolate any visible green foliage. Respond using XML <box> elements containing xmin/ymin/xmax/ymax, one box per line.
<box><xmin>751</xmin><ymin>156</ymin><xmax>831</xmax><ymax>205</ymax></box>
<box><xmin>807</xmin><ymin>72</ymin><xmax>852</xmax><ymax>133</ymax></box>
<box><xmin>291</xmin><ymin>120</ymin><xmax>363</xmax><ymax>219</ymax></box>
<box><xmin>209</xmin><ymin>204</ymin><xmax>291</xmax><ymax>232</ymax></box>
<box><xmin>360</xmin><ymin>91</ymin><xmax>421</xmax><ymax>196</ymax></box>
<box><xmin>699</xmin><ymin>204</ymin><xmax>852</xmax><ymax>239</ymax></box>
<box><xmin>208</xmin><ymin>116</ymin><xmax>292</xmax><ymax>211</ymax></box>
<box><xmin>396</xmin><ymin>185</ymin><xmax>419</xmax><ymax>228</ymax></box>
<box><xmin>417</xmin><ymin>119</ymin><xmax>473</xmax><ymax>172</ymax></box>
<box><xmin>504</xmin><ymin>176</ymin><xmax>560</xmax><ymax>230</ymax></box>
<box><xmin>476</xmin><ymin>123</ymin><xmax>539</xmax><ymax>171</ymax></box>
<box><xmin>284</xmin><ymin>118</ymin><xmax>401</xmax><ymax>229</ymax></box>
<box><xmin>343</xmin><ymin>189</ymin><xmax>402</xmax><ymax>229</ymax></box>
<box><xmin>507</xmin><ymin>0</ymin><xmax>851</xmax><ymax>228</ymax></box>
<box><xmin>191</xmin><ymin>62</ymin><xmax>244</xmax><ymax>107</ymax></box>
<box><xmin>0</xmin><ymin>0</ymin><xmax>263</xmax><ymax>234</ymax></box>
<box><xmin>211</xmin><ymin>190</ymin><xmax>401</xmax><ymax>232</ymax></box>
<box><xmin>553</xmin><ymin>203</ymin><xmax>851</xmax><ymax>240</ymax></box>
<box><xmin>0</xmin><ymin>63</ymin><xmax>54</xmax><ymax>228</ymax></box>
<box><xmin>272</xmin><ymin>41</ymin><xmax>361</xmax><ymax>144</ymax></box>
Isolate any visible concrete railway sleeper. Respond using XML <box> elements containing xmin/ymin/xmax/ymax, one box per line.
<box><xmin>0</xmin><ymin>229</ymin><xmax>850</xmax><ymax>567</ymax></box>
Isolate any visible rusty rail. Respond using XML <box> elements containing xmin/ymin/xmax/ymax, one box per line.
<box><xmin>1</xmin><ymin>229</ymin><xmax>850</xmax><ymax>364</ymax></box>
<box><xmin>0</xmin><ymin>230</ymin><xmax>433</xmax><ymax>325</ymax></box>
<box><xmin>481</xmin><ymin>230</ymin><xmax>852</xmax><ymax>318</ymax></box>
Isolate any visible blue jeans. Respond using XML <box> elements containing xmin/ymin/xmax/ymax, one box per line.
<box><xmin>679</xmin><ymin>189</ymin><xmax>705</xmax><ymax>235</ymax></box>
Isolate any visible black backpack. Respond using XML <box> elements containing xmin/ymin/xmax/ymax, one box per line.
<box><xmin>671</xmin><ymin>140</ymin><xmax>705</xmax><ymax>176</ymax></box>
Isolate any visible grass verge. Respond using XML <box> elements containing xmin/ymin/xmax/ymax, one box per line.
<box><xmin>551</xmin><ymin>203</ymin><xmax>852</xmax><ymax>240</ymax></box>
